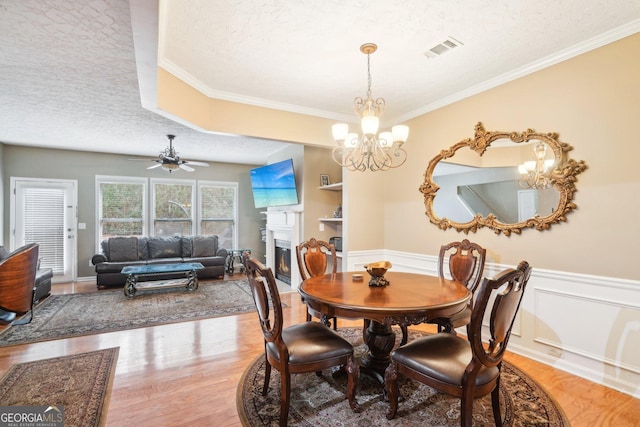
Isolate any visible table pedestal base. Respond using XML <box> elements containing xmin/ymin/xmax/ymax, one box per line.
<box><xmin>361</xmin><ymin>320</ymin><xmax>396</xmax><ymax>383</ymax></box>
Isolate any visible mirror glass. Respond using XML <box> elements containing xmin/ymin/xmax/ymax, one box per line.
<box><xmin>420</xmin><ymin>123</ymin><xmax>587</xmax><ymax>235</ymax></box>
<box><xmin>433</xmin><ymin>142</ymin><xmax>560</xmax><ymax>223</ymax></box>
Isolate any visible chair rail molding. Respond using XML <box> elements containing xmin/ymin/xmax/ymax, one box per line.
<box><xmin>347</xmin><ymin>249</ymin><xmax>640</xmax><ymax>399</ymax></box>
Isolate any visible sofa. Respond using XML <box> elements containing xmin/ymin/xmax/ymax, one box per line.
<box><xmin>92</xmin><ymin>235</ymin><xmax>228</xmax><ymax>289</ymax></box>
<box><xmin>34</xmin><ymin>268</ymin><xmax>53</xmax><ymax>303</ymax></box>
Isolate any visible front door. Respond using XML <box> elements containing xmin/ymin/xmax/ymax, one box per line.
<box><xmin>11</xmin><ymin>178</ymin><xmax>77</xmax><ymax>283</ymax></box>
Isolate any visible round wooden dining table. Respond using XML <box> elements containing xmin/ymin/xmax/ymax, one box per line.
<box><xmin>299</xmin><ymin>271</ymin><xmax>471</xmax><ymax>381</ymax></box>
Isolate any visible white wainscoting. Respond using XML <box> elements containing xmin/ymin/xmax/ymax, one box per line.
<box><xmin>347</xmin><ymin>249</ymin><xmax>640</xmax><ymax>398</ymax></box>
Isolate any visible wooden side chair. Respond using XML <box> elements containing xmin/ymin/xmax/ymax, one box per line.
<box><xmin>385</xmin><ymin>261</ymin><xmax>532</xmax><ymax>426</ymax></box>
<box><xmin>0</xmin><ymin>243</ymin><xmax>39</xmax><ymax>325</ymax></box>
<box><xmin>242</xmin><ymin>254</ymin><xmax>359</xmax><ymax>426</ymax></box>
<box><xmin>430</xmin><ymin>239</ymin><xmax>486</xmax><ymax>335</ymax></box>
<box><xmin>296</xmin><ymin>237</ymin><xmax>338</xmax><ymax>329</ymax></box>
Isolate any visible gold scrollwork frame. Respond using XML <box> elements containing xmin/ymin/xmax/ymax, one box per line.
<box><xmin>419</xmin><ymin>122</ymin><xmax>587</xmax><ymax>236</ymax></box>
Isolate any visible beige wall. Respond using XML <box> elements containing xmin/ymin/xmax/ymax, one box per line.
<box><xmin>157</xmin><ymin>68</ymin><xmax>337</xmax><ymax>146</ymax></box>
<box><xmin>302</xmin><ymin>146</ymin><xmax>342</xmax><ymax>242</ymax></box>
<box><xmin>159</xmin><ymin>33</ymin><xmax>640</xmax><ymax>281</ymax></box>
<box><xmin>381</xmin><ymin>33</ymin><xmax>640</xmax><ymax>280</ymax></box>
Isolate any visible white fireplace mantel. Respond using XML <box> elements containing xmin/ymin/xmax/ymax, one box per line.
<box><xmin>264</xmin><ymin>210</ymin><xmax>302</xmax><ymax>289</ymax></box>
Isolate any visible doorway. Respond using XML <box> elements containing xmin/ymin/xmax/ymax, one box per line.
<box><xmin>10</xmin><ymin>177</ymin><xmax>77</xmax><ymax>283</ymax></box>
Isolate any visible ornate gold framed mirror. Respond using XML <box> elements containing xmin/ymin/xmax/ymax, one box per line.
<box><xmin>419</xmin><ymin>122</ymin><xmax>587</xmax><ymax>235</ymax></box>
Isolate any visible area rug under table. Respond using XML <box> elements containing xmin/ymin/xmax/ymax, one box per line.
<box><xmin>0</xmin><ymin>347</ymin><xmax>119</xmax><ymax>427</ymax></box>
<box><xmin>237</xmin><ymin>328</ymin><xmax>569</xmax><ymax>426</ymax></box>
<box><xmin>0</xmin><ymin>279</ymin><xmax>262</xmax><ymax>347</ymax></box>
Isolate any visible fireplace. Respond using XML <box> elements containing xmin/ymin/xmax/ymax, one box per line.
<box><xmin>264</xmin><ymin>210</ymin><xmax>302</xmax><ymax>289</ymax></box>
<box><xmin>274</xmin><ymin>239</ymin><xmax>292</xmax><ymax>285</ymax></box>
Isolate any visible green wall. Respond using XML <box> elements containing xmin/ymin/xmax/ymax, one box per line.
<box><xmin>1</xmin><ymin>145</ymin><xmax>265</xmax><ymax>278</ymax></box>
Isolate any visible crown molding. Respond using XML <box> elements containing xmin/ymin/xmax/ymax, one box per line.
<box><xmin>392</xmin><ymin>19</ymin><xmax>640</xmax><ymax>124</ymax></box>
<box><xmin>157</xmin><ymin>18</ymin><xmax>640</xmax><ymax>126</ymax></box>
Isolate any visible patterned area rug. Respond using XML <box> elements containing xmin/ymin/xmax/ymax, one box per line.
<box><xmin>0</xmin><ymin>279</ymin><xmax>264</xmax><ymax>347</ymax></box>
<box><xmin>237</xmin><ymin>328</ymin><xmax>569</xmax><ymax>426</ymax></box>
<box><xmin>0</xmin><ymin>347</ymin><xmax>119</xmax><ymax>427</ymax></box>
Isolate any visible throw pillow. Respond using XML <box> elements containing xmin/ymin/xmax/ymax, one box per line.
<box><xmin>148</xmin><ymin>236</ymin><xmax>182</xmax><ymax>258</ymax></box>
<box><xmin>108</xmin><ymin>237</ymin><xmax>139</xmax><ymax>262</ymax></box>
<box><xmin>192</xmin><ymin>236</ymin><xmax>217</xmax><ymax>257</ymax></box>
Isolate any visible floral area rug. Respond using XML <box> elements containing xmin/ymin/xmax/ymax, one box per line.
<box><xmin>0</xmin><ymin>347</ymin><xmax>119</xmax><ymax>427</ymax></box>
<box><xmin>237</xmin><ymin>328</ymin><xmax>569</xmax><ymax>426</ymax></box>
<box><xmin>0</xmin><ymin>279</ymin><xmax>268</xmax><ymax>347</ymax></box>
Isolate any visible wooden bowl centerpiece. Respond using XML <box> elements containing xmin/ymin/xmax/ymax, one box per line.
<box><xmin>363</xmin><ymin>261</ymin><xmax>392</xmax><ymax>287</ymax></box>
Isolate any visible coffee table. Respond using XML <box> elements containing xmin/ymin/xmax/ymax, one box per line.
<box><xmin>121</xmin><ymin>262</ymin><xmax>204</xmax><ymax>298</ymax></box>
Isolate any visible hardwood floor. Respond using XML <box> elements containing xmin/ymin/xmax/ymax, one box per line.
<box><xmin>0</xmin><ymin>275</ymin><xmax>638</xmax><ymax>426</ymax></box>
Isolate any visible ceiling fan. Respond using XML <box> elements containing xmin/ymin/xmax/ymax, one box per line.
<box><xmin>138</xmin><ymin>135</ymin><xmax>210</xmax><ymax>173</ymax></box>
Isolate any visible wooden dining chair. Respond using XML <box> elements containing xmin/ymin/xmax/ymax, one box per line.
<box><xmin>296</xmin><ymin>237</ymin><xmax>338</xmax><ymax>329</ymax></box>
<box><xmin>242</xmin><ymin>254</ymin><xmax>359</xmax><ymax>426</ymax></box>
<box><xmin>384</xmin><ymin>261</ymin><xmax>532</xmax><ymax>426</ymax></box>
<box><xmin>430</xmin><ymin>239</ymin><xmax>486</xmax><ymax>335</ymax></box>
<box><xmin>0</xmin><ymin>243</ymin><xmax>39</xmax><ymax>325</ymax></box>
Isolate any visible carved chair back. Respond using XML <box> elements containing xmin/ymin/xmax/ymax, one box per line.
<box><xmin>469</xmin><ymin>260</ymin><xmax>531</xmax><ymax>369</ymax></box>
<box><xmin>296</xmin><ymin>238</ymin><xmax>339</xmax><ymax>328</ymax></box>
<box><xmin>242</xmin><ymin>253</ymin><xmax>284</xmax><ymax>349</ymax></box>
<box><xmin>438</xmin><ymin>239</ymin><xmax>486</xmax><ymax>293</ymax></box>
<box><xmin>296</xmin><ymin>238</ymin><xmax>337</xmax><ymax>280</ymax></box>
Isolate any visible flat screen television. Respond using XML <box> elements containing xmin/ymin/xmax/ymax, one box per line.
<box><xmin>249</xmin><ymin>159</ymin><xmax>299</xmax><ymax>208</ymax></box>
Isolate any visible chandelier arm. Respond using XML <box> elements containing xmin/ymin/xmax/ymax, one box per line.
<box><xmin>331</xmin><ymin>42</ymin><xmax>408</xmax><ymax>172</ymax></box>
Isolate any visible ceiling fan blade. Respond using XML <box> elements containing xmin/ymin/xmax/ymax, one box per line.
<box><xmin>147</xmin><ymin>164</ymin><xmax>163</xmax><ymax>170</ymax></box>
<box><xmin>128</xmin><ymin>158</ymin><xmax>156</xmax><ymax>162</ymax></box>
<box><xmin>180</xmin><ymin>164</ymin><xmax>195</xmax><ymax>172</ymax></box>
<box><xmin>184</xmin><ymin>160</ymin><xmax>209</xmax><ymax>167</ymax></box>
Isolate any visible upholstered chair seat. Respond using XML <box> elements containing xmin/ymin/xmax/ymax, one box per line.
<box><xmin>268</xmin><ymin>322</ymin><xmax>356</xmax><ymax>365</ymax></box>
<box><xmin>390</xmin><ymin>333</ymin><xmax>499</xmax><ymax>387</ymax></box>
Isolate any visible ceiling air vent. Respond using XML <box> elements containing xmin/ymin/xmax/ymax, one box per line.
<box><xmin>424</xmin><ymin>37</ymin><xmax>464</xmax><ymax>59</ymax></box>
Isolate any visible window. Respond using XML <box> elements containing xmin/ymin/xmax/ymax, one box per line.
<box><xmin>199</xmin><ymin>181</ymin><xmax>238</xmax><ymax>250</ymax></box>
<box><xmin>151</xmin><ymin>179</ymin><xmax>195</xmax><ymax>236</ymax></box>
<box><xmin>96</xmin><ymin>176</ymin><xmax>238</xmax><ymax>250</ymax></box>
<box><xmin>97</xmin><ymin>176</ymin><xmax>146</xmax><ymax>243</ymax></box>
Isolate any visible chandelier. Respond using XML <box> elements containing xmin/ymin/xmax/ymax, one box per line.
<box><xmin>518</xmin><ymin>141</ymin><xmax>555</xmax><ymax>189</ymax></box>
<box><xmin>331</xmin><ymin>43</ymin><xmax>409</xmax><ymax>172</ymax></box>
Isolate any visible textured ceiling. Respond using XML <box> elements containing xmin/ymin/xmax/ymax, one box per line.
<box><xmin>0</xmin><ymin>0</ymin><xmax>288</xmax><ymax>165</ymax></box>
<box><xmin>1</xmin><ymin>0</ymin><xmax>639</xmax><ymax>166</ymax></box>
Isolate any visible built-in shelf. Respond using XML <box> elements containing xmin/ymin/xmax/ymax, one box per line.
<box><xmin>319</xmin><ymin>182</ymin><xmax>342</xmax><ymax>191</ymax></box>
<box><xmin>318</xmin><ymin>180</ymin><xmax>344</xmax><ymax>271</ymax></box>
